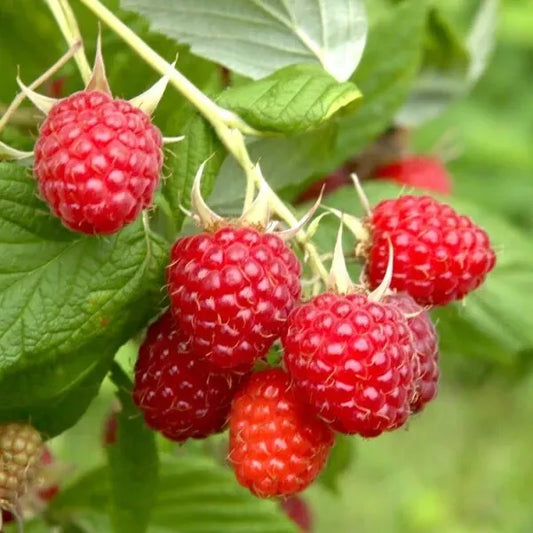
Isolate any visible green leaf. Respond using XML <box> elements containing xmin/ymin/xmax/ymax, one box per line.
<box><xmin>319</xmin><ymin>181</ymin><xmax>533</xmax><ymax>362</ymax></box>
<box><xmin>50</xmin><ymin>456</ymin><xmax>297</xmax><ymax>532</ymax></box>
<box><xmin>106</xmin><ymin>364</ymin><xmax>159</xmax><ymax>533</ymax></box>
<box><xmin>318</xmin><ymin>435</ymin><xmax>355</xmax><ymax>494</ymax></box>
<box><xmin>218</xmin><ymin>64</ymin><xmax>361</xmax><ymax>134</ymax></box>
<box><xmin>120</xmin><ymin>0</ymin><xmax>367</xmax><ymax>82</ymax></box>
<box><xmin>0</xmin><ymin>163</ymin><xmax>167</xmax><ymax>435</ymax></box>
<box><xmin>396</xmin><ymin>7</ymin><xmax>471</xmax><ymax>126</ymax></box>
<box><xmin>210</xmin><ymin>123</ymin><xmax>337</xmax><ymax>209</ymax></box>
<box><xmin>466</xmin><ymin>0</ymin><xmax>498</xmax><ymax>84</ymax></box>
<box><xmin>334</xmin><ymin>0</ymin><xmax>427</xmax><ymax>163</ymax></box>
<box><xmin>163</xmin><ymin>114</ymin><xmax>225</xmax><ymax>231</ymax></box>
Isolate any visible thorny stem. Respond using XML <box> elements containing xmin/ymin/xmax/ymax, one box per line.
<box><xmin>75</xmin><ymin>0</ymin><xmax>329</xmax><ymax>284</ymax></box>
<box><xmin>0</xmin><ymin>41</ymin><xmax>81</xmax><ymax>133</ymax></box>
<box><xmin>44</xmin><ymin>0</ymin><xmax>92</xmax><ymax>83</ymax></box>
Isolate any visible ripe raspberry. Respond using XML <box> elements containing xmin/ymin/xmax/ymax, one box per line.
<box><xmin>386</xmin><ymin>292</ymin><xmax>439</xmax><ymax>413</ymax></box>
<box><xmin>1</xmin><ymin>508</ymin><xmax>14</xmax><ymax>525</ymax></box>
<box><xmin>34</xmin><ymin>90</ymin><xmax>163</xmax><ymax>234</ymax></box>
<box><xmin>280</xmin><ymin>495</ymin><xmax>313</xmax><ymax>532</ymax></box>
<box><xmin>365</xmin><ymin>195</ymin><xmax>496</xmax><ymax>306</ymax></box>
<box><xmin>133</xmin><ymin>311</ymin><xmax>247</xmax><ymax>442</ymax></box>
<box><xmin>375</xmin><ymin>156</ymin><xmax>452</xmax><ymax>195</ymax></box>
<box><xmin>229</xmin><ymin>369</ymin><xmax>334</xmax><ymax>498</ymax></box>
<box><xmin>0</xmin><ymin>424</ymin><xmax>43</xmax><ymax>511</ymax></box>
<box><xmin>282</xmin><ymin>292</ymin><xmax>415</xmax><ymax>437</ymax></box>
<box><xmin>167</xmin><ymin>225</ymin><xmax>301</xmax><ymax>369</ymax></box>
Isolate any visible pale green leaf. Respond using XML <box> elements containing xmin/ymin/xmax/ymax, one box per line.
<box><xmin>218</xmin><ymin>63</ymin><xmax>361</xmax><ymax>134</ymax></box>
<box><xmin>120</xmin><ymin>0</ymin><xmax>367</xmax><ymax>82</ymax></box>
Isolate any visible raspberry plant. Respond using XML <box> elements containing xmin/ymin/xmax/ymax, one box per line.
<box><xmin>1</xmin><ymin>0</ymin><xmax>525</xmax><ymax>531</ymax></box>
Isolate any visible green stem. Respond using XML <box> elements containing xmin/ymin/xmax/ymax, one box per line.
<box><xmin>77</xmin><ymin>0</ymin><xmax>329</xmax><ymax>284</ymax></box>
<box><xmin>44</xmin><ymin>0</ymin><xmax>92</xmax><ymax>84</ymax></box>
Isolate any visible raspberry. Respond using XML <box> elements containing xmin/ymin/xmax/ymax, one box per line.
<box><xmin>1</xmin><ymin>509</ymin><xmax>14</xmax><ymax>525</ymax></box>
<box><xmin>0</xmin><ymin>424</ymin><xmax>43</xmax><ymax>512</ymax></box>
<box><xmin>36</xmin><ymin>447</ymin><xmax>59</xmax><ymax>502</ymax></box>
<box><xmin>34</xmin><ymin>90</ymin><xmax>163</xmax><ymax>234</ymax></box>
<box><xmin>133</xmin><ymin>311</ymin><xmax>247</xmax><ymax>442</ymax></box>
<box><xmin>167</xmin><ymin>225</ymin><xmax>301</xmax><ymax>369</ymax></box>
<box><xmin>375</xmin><ymin>156</ymin><xmax>452</xmax><ymax>195</ymax></box>
<box><xmin>365</xmin><ymin>195</ymin><xmax>496</xmax><ymax>306</ymax></box>
<box><xmin>280</xmin><ymin>495</ymin><xmax>313</xmax><ymax>532</ymax></box>
<box><xmin>282</xmin><ymin>292</ymin><xmax>415</xmax><ymax>437</ymax></box>
<box><xmin>386</xmin><ymin>292</ymin><xmax>439</xmax><ymax>413</ymax></box>
<box><xmin>229</xmin><ymin>369</ymin><xmax>334</xmax><ymax>498</ymax></box>
<box><xmin>102</xmin><ymin>411</ymin><xmax>119</xmax><ymax>446</ymax></box>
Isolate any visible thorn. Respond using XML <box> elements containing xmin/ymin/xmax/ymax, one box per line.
<box><xmin>191</xmin><ymin>160</ymin><xmax>223</xmax><ymax>228</ymax></box>
<box><xmin>368</xmin><ymin>239</ymin><xmax>394</xmax><ymax>302</ymax></box>
<box><xmin>130</xmin><ymin>59</ymin><xmax>177</xmax><ymax>115</ymax></box>
<box><xmin>328</xmin><ymin>219</ymin><xmax>353</xmax><ymax>294</ymax></box>
<box><xmin>85</xmin><ymin>30</ymin><xmax>111</xmax><ymax>94</ymax></box>
<box><xmin>276</xmin><ymin>187</ymin><xmax>324</xmax><ymax>241</ymax></box>
<box><xmin>15</xmin><ymin>77</ymin><xmax>59</xmax><ymax>115</ymax></box>
<box><xmin>0</xmin><ymin>141</ymin><xmax>34</xmax><ymax>161</ymax></box>
<box><xmin>162</xmin><ymin>135</ymin><xmax>185</xmax><ymax>145</ymax></box>
<box><xmin>350</xmin><ymin>173</ymin><xmax>372</xmax><ymax>217</ymax></box>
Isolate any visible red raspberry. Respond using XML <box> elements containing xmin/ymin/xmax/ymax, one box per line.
<box><xmin>133</xmin><ymin>311</ymin><xmax>246</xmax><ymax>442</ymax></box>
<box><xmin>167</xmin><ymin>225</ymin><xmax>301</xmax><ymax>370</ymax></box>
<box><xmin>102</xmin><ymin>411</ymin><xmax>119</xmax><ymax>446</ymax></box>
<box><xmin>282</xmin><ymin>292</ymin><xmax>415</xmax><ymax>437</ymax></box>
<box><xmin>2</xmin><ymin>509</ymin><xmax>15</xmax><ymax>525</ymax></box>
<box><xmin>34</xmin><ymin>90</ymin><xmax>163</xmax><ymax>234</ymax></box>
<box><xmin>229</xmin><ymin>369</ymin><xmax>334</xmax><ymax>498</ymax></box>
<box><xmin>365</xmin><ymin>195</ymin><xmax>496</xmax><ymax>306</ymax></box>
<box><xmin>280</xmin><ymin>495</ymin><xmax>313</xmax><ymax>532</ymax></box>
<box><xmin>375</xmin><ymin>156</ymin><xmax>452</xmax><ymax>195</ymax></box>
<box><xmin>386</xmin><ymin>293</ymin><xmax>439</xmax><ymax>413</ymax></box>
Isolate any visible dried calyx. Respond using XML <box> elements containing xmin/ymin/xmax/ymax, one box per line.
<box><xmin>3</xmin><ymin>34</ymin><xmax>179</xmax><ymax>163</ymax></box>
<box><xmin>190</xmin><ymin>161</ymin><xmax>322</xmax><ymax>240</ymax></box>
<box><xmin>328</xmin><ymin>217</ymin><xmax>394</xmax><ymax>303</ymax></box>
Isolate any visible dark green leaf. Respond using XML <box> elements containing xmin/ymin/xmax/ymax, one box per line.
<box><xmin>0</xmin><ymin>163</ymin><xmax>167</xmax><ymax>435</ymax></box>
<box><xmin>163</xmin><ymin>115</ymin><xmax>225</xmax><ymax>231</ymax></box>
<box><xmin>106</xmin><ymin>364</ymin><xmax>159</xmax><ymax>533</ymax></box>
<box><xmin>218</xmin><ymin>64</ymin><xmax>361</xmax><ymax>134</ymax></box>
<box><xmin>335</xmin><ymin>0</ymin><xmax>427</xmax><ymax>163</ymax></box>
<box><xmin>318</xmin><ymin>435</ymin><xmax>355</xmax><ymax>494</ymax></box>
<box><xmin>50</xmin><ymin>456</ymin><xmax>297</xmax><ymax>532</ymax></box>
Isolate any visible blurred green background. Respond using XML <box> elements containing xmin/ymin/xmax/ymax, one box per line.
<box><xmin>1</xmin><ymin>0</ymin><xmax>532</xmax><ymax>531</ymax></box>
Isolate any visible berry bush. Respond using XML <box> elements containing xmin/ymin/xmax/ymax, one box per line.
<box><xmin>1</xmin><ymin>0</ymin><xmax>531</xmax><ymax>531</ymax></box>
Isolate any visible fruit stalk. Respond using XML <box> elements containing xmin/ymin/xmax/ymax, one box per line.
<box><xmin>76</xmin><ymin>0</ymin><xmax>329</xmax><ymax>284</ymax></box>
<box><xmin>44</xmin><ymin>0</ymin><xmax>92</xmax><ymax>83</ymax></box>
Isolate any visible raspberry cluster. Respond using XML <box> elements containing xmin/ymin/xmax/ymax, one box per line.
<box><xmin>130</xmin><ymin>191</ymin><xmax>495</xmax><ymax>499</ymax></box>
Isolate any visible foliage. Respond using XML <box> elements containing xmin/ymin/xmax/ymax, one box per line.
<box><xmin>0</xmin><ymin>0</ymin><xmax>531</xmax><ymax>531</ymax></box>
